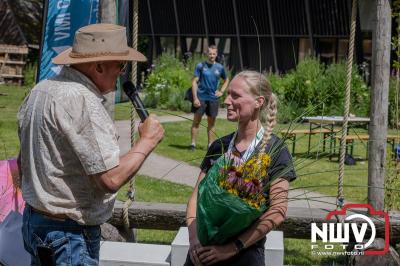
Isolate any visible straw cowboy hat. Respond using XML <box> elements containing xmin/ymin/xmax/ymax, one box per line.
<box><xmin>53</xmin><ymin>23</ymin><xmax>146</xmax><ymax>65</ymax></box>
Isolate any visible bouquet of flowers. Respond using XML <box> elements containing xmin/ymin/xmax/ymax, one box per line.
<box><xmin>196</xmin><ymin>150</ymin><xmax>272</xmax><ymax>245</ymax></box>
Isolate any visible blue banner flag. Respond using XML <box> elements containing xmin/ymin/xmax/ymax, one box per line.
<box><xmin>38</xmin><ymin>0</ymin><xmax>99</xmax><ymax>81</ymax></box>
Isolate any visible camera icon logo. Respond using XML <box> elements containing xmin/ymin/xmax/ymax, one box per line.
<box><xmin>311</xmin><ymin>203</ymin><xmax>390</xmax><ymax>256</ymax></box>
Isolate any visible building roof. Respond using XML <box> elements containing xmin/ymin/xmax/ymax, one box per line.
<box><xmin>0</xmin><ymin>0</ymin><xmax>42</xmax><ymax>46</ymax></box>
<box><xmin>139</xmin><ymin>0</ymin><xmax>352</xmax><ymax>37</ymax></box>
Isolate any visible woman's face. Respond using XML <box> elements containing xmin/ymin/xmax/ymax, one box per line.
<box><xmin>224</xmin><ymin>76</ymin><xmax>258</xmax><ymax>122</ymax></box>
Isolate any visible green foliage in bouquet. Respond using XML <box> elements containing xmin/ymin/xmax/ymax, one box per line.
<box><xmin>197</xmin><ymin>156</ymin><xmax>267</xmax><ymax>245</ymax></box>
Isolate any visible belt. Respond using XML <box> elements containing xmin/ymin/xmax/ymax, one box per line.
<box><xmin>30</xmin><ymin>205</ymin><xmax>69</xmax><ymax>221</ymax></box>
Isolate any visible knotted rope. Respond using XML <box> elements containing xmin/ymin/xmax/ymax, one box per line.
<box><xmin>337</xmin><ymin>0</ymin><xmax>358</xmax><ymax>211</ymax></box>
<box><xmin>123</xmin><ymin>0</ymin><xmax>139</xmax><ymax>241</ymax></box>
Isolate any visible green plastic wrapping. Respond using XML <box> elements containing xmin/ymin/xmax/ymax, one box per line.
<box><xmin>196</xmin><ymin>157</ymin><xmax>266</xmax><ymax>245</ymax></box>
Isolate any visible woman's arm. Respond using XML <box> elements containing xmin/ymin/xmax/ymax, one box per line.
<box><xmin>236</xmin><ymin>177</ymin><xmax>289</xmax><ymax>246</ymax></box>
<box><xmin>187</xmin><ymin>171</ymin><xmax>206</xmax><ymax>265</ymax></box>
<box><xmin>197</xmin><ymin>177</ymin><xmax>289</xmax><ymax>265</ymax></box>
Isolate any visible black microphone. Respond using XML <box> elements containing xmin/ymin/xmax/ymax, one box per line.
<box><xmin>122</xmin><ymin>81</ymin><xmax>149</xmax><ymax>122</ymax></box>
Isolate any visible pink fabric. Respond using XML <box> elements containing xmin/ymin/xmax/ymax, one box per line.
<box><xmin>0</xmin><ymin>159</ymin><xmax>25</xmax><ymax>222</ymax></box>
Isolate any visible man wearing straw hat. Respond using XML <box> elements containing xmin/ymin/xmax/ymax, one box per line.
<box><xmin>17</xmin><ymin>23</ymin><xmax>164</xmax><ymax>265</ymax></box>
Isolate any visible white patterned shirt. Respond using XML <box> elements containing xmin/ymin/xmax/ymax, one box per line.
<box><xmin>17</xmin><ymin>66</ymin><xmax>120</xmax><ymax>225</ymax></box>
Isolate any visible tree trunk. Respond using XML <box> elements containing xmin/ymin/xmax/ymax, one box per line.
<box><xmin>109</xmin><ymin>201</ymin><xmax>400</xmax><ymax>242</ymax></box>
<box><xmin>99</xmin><ymin>0</ymin><xmax>117</xmax><ymax>119</ymax></box>
<box><xmin>368</xmin><ymin>0</ymin><xmax>391</xmax><ymax>210</ymax></box>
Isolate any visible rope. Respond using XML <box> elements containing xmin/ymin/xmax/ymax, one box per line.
<box><xmin>123</xmin><ymin>0</ymin><xmax>139</xmax><ymax>242</ymax></box>
<box><xmin>337</xmin><ymin>0</ymin><xmax>357</xmax><ymax>211</ymax></box>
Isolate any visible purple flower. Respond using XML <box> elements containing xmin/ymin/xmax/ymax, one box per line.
<box><xmin>227</xmin><ymin>173</ymin><xmax>238</xmax><ymax>184</ymax></box>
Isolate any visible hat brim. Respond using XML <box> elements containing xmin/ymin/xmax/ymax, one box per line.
<box><xmin>52</xmin><ymin>47</ymin><xmax>147</xmax><ymax>65</ymax></box>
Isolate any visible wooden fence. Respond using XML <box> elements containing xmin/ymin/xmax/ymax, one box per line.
<box><xmin>110</xmin><ymin>201</ymin><xmax>400</xmax><ymax>244</ymax></box>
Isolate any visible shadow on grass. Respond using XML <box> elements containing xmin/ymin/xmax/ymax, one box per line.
<box><xmin>293</xmin><ymin>151</ymin><xmax>367</xmax><ymax>163</ymax></box>
<box><xmin>169</xmin><ymin>144</ymin><xmax>207</xmax><ymax>151</ymax></box>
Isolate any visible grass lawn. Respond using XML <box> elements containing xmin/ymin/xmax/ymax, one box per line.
<box><xmin>4</xmin><ymin>88</ymin><xmax>395</xmax><ymax>203</ymax></box>
<box><xmin>0</xmin><ymin>85</ymin><xmax>30</xmax><ymax>160</ymax></box>
<box><xmin>1</xmin><ymin>85</ymin><xmax>396</xmax><ymax>264</ymax></box>
<box><xmin>115</xmin><ymin>101</ymin><xmax>186</xmax><ymax>120</ymax></box>
<box><xmin>153</xmin><ymin>119</ymin><xmax>376</xmax><ymax>203</ymax></box>
<box><xmin>117</xmin><ymin>175</ymin><xmax>193</xmax><ymax>244</ymax></box>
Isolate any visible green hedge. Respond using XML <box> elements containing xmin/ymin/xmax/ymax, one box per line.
<box><xmin>143</xmin><ymin>53</ymin><xmax>230</xmax><ymax>112</ymax></box>
<box><xmin>389</xmin><ymin>78</ymin><xmax>400</xmax><ymax>129</ymax></box>
<box><xmin>143</xmin><ymin>54</ymin><xmax>201</xmax><ymax>113</ymax></box>
<box><xmin>269</xmin><ymin>57</ymin><xmax>370</xmax><ymax>123</ymax></box>
<box><xmin>142</xmin><ymin>55</ymin><xmax>400</xmax><ymax>127</ymax></box>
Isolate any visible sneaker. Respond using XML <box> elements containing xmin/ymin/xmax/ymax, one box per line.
<box><xmin>190</xmin><ymin>144</ymin><xmax>196</xmax><ymax>151</ymax></box>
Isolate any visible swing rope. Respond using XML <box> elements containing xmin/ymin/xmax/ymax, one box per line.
<box><xmin>337</xmin><ymin>0</ymin><xmax>358</xmax><ymax>210</ymax></box>
<box><xmin>123</xmin><ymin>0</ymin><xmax>139</xmax><ymax>241</ymax></box>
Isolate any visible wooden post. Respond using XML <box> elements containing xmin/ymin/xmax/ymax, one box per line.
<box><xmin>146</xmin><ymin>0</ymin><xmax>156</xmax><ymax>60</ymax></box>
<box><xmin>267</xmin><ymin>0</ymin><xmax>278</xmax><ymax>72</ymax></box>
<box><xmin>200</xmin><ymin>0</ymin><xmax>209</xmax><ymax>48</ymax></box>
<box><xmin>368</xmin><ymin>0</ymin><xmax>391</xmax><ymax>210</ymax></box>
<box><xmin>110</xmin><ymin>201</ymin><xmax>400</xmax><ymax>242</ymax></box>
<box><xmin>304</xmin><ymin>0</ymin><xmax>314</xmax><ymax>55</ymax></box>
<box><xmin>172</xmin><ymin>0</ymin><xmax>182</xmax><ymax>57</ymax></box>
<box><xmin>100</xmin><ymin>0</ymin><xmax>117</xmax><ymax>119</ymax></box>
<box><xmin>232</xmin><ymin>0</ymin><xmax>243</xmax><ymax>70</ymax></box>
<box><xmin>37</xmin><ymin>0</ymin><xmax>49</xmax><ymax>83</ymax></box>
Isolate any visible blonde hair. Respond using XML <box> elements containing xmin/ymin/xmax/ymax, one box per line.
<box><xmin>235</xmin><ymin>70</ymin><xmax>277</xmax><ymax>149</ymax></box>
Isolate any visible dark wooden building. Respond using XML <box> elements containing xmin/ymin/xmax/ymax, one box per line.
<box><xmin>0</xmin><ymin>0</ymin><xmax>42</xmax><ymax>84</ymax></box>
<box><xmin>137</xmin><ymin>0</ymin><xmax>374</xmax><ymax>73</ymax></box>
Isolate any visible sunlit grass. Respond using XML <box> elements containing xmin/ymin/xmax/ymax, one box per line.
<box><xmin>2</xmin><ymin>84</ymin><xmax>398</xmax><ymax>264</ymax></box>
<box><xmin>152</xmin><ymin>119</ymin><xmax>373</xmax><ymax>203</ymax></box>
<box><xmin>0</xmin><ymin>85</ymin><xmax>30</xmax><ymax>160</ymax></box>
<box><xmin>115</xmin><ymin>101</ymin><xmax>186</xmax><ymax>120</ymax></box>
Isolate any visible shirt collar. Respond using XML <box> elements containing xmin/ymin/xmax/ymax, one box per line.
<box><xmin>58</xmin><ymin>66</ymin><xmax>106</xmax><ymax>102</ymax></box>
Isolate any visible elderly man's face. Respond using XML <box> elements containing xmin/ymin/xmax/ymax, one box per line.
<box><xmin>94</xmin><ymin>61</ymin><xmax>126</xmax><ymax>94</ymax></box>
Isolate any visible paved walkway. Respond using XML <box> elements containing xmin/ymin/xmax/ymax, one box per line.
<box><xmin>115</xmin><ymin>114</ymin><xmax>337</xmax><ymax>210</ymax></box>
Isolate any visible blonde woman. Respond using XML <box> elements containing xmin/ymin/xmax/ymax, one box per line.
<box><xmin>185</xmin><ymin>71</ymin><xmax>296</xmax><ymax>266</ymax></box>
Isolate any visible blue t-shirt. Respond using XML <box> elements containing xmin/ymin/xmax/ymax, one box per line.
<box><xmin>194</xmin><ymin>62</ymin><xmax>227</xmax><ymax>101</ymax></box>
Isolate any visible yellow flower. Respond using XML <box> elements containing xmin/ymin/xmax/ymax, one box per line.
<box><xmin>259</xmin><ymin>154</ymin><xmax>271</xmax><ymax>166</ymax></box>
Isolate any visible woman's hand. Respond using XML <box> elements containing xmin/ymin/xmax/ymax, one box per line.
<box><xmin>196</xmin><ymin>243</ymin><xmax>236</xmax><ymax>265</ymax></box>
<box><xmin>189</xmin><ymin>236</ymin><xmax>203</xmax><ymax>265</ymax></box>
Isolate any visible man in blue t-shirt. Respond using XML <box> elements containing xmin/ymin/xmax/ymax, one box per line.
<box><xmin>190</xmin><ymin>45</ymin><xmax>229</xmax><ymax>150</ymax></box>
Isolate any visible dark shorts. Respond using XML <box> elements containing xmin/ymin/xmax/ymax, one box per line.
<box><xmin>192</xmin><ymin>100</ymin><xmax>219</xmax><ymax>118</ymax></box>
<box><xmin>184</xmin><ymin>237</ymin><xmax>266</xmax><ymax>266</ymax></box>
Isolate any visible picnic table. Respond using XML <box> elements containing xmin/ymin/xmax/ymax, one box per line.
<box><xmin>299</xmin><ymin>116</ymin><xmax>370</xmax><ymax>156</ymax></box>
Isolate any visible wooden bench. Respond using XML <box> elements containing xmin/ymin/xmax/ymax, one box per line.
<box><xmin>100</xmin><ymin>241</ymin><xmax>171</xmax><ymax>266</ymax></box>
<box><xmin>334</xmin><ymin>134</ymin><xmax>400</xmax><ymax>160</ymax></box>
<box><xmin>171</xmin><ymin>227</ymin><xmax>284</xmax><ymax>266</ymax></box>
<box><xmin>280</xmin><ymin>129</ymin><xmax>340</xmax><ymax>155</ymax></box>
<box><xmin>334</xmin><ymin>134</ymin><xmax>369</xmax><ymax>159</ymax></box>
<box><xmin>385</xmin><ymin>135</ymin><xmax>400</xmax><ymax>159</ymax></box>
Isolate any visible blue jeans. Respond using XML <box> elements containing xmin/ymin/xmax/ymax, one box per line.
<box><xmin>22</xmin><ymin>205</ymin><xmax>101</xmax><ymax>266</ymax></box>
